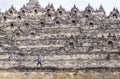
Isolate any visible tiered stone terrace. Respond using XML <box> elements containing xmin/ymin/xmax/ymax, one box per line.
<box><xmin>0</xmin><ymin>0</ymin><xmax>120</xmax><ymax>69</ymax></box>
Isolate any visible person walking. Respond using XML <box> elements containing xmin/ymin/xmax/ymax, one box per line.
<box><xmin>36</xmin><ymin>55</ymin><xmax>42</xmax><ymax>67</ymax></box>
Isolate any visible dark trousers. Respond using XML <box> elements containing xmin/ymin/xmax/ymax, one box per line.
<box><xmin>37</xmin><ymin>61</ymin><xmax>42</xmax><ymax>67</ymax></box>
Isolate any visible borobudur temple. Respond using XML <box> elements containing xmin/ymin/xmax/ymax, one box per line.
<box><xmin>0</xmin><ymin>0</ymin><xmax>120</xmax><ymax>69</ymax></box>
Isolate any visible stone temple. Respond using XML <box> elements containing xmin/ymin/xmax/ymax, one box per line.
<box><xmin>0</xmin><ymin>0</ymin><xmax>120</xmax><ymax>69</ymax></box>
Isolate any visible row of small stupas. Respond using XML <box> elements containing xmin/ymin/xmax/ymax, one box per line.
<box><xmin>0</xmin><ymin>0</ymin><xmax>119</xmax><ymax>22</ymax></box>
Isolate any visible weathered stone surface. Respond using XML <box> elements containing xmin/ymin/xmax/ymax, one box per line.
<box><xmin>0</xmin><ymin>71</ymin><xmax>119</xmax><ymax>79</ymax></box>
<box><xmin>0</xmin><ymin>54</ymin><xmax>119</xmax><ymax>69</ymax></box>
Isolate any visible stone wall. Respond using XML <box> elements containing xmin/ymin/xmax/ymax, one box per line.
<box><xmin>0</xmin><ymin>71</ymin><xmax>119</xmax><ymax>79</ymax></box>
<box><xmin>0</xmin><ymin>53</ymin><xmax>119</xmax><ymax>69</ymax></box>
